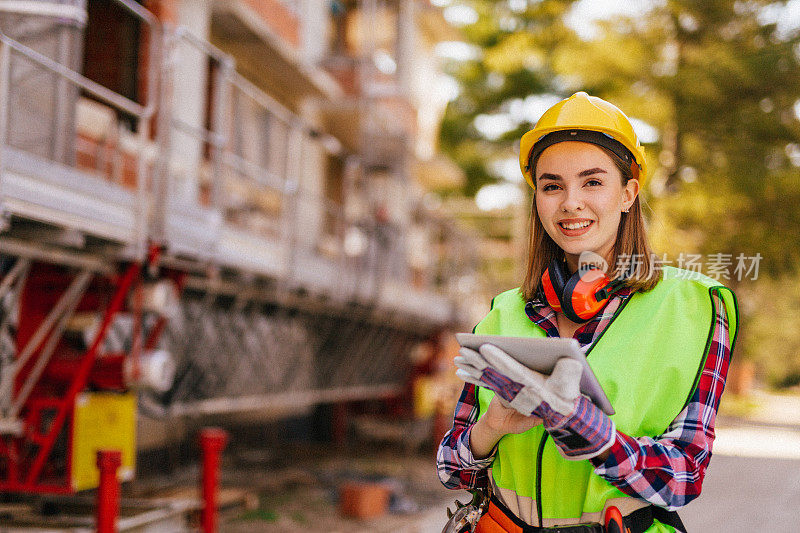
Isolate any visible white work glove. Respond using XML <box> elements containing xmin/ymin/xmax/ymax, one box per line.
<box><xmin>455</xmin><ymin>344</ymin><xmax>581</xmax><ymax>416</ymax></box>
<box><xmin>455</xmin><ymin>344</ymin><xmax>616</xmax><ymax>460</ymax></box>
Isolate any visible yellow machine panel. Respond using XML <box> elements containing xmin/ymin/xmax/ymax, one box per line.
<box><xmin>71</xmin><ymin>392</ymin><xmax>136</xmax><ymax>492</ymax></box>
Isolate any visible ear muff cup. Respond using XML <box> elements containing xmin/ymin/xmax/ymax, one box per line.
<box><xmin>541</xmin><ymin>268</ymin><xmax>563</xmax><ymax>312</ymax></box>
<box><xmin>564</xmin><ymin>268</ymin><xmax>611</xmax><ymax>322</ymax></box>
<box><xmin>561</xmin><ymin>269</ymin><xmax>587</xmax><ymax>323</ymax></box>
<box><xmin>543</xmin><ymin>259</ymin><xmax>569</xmax><ymax>313</ymax></box>
<box><xmin>541</xmin><ymin>258</ymin><xmax>623</xmax><ymax>323</ymax></box>
<box><xmin>548</xmin><ymin>259</ymin><xmax>569</xmax><ymax>295</ymax></box>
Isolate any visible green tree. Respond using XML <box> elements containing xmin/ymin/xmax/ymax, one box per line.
<box><xmin>554</xmin><ymin>1</ymin><xmax>800</xmax><ymax>271</ymax></box>
<box><xmin>440</xmin><ymin>0</ymin><xmax>800</xmax><ymax>386</ymax></box>
<box><xmin>566</xmin><ymin>1</ymin><xmax>800</xmax><ymax>386</ymax></box>
<box><xmin>439</xmin><ymin>0</ymin><xmax>580</xmax><ymax>196</ymax></box>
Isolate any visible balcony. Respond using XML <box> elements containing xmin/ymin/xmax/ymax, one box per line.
<box><xmin>210</xmin><ymin>0</ymin><xmax>342</xmax><ymax>112</ymax></box>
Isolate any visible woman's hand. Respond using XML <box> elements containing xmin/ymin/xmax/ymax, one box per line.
<box><xmin>484</xmin><ymin>395</ymin><xmax>543</xmax><ymax>435</ymax></box>
<box><xmin>470</xmin><ymin>395</ymin><xmax>542</xmax><ymax>459</ymax></box>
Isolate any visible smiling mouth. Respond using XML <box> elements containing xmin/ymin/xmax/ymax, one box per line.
<box><xmin>558</xmin><ymin>220</ymin><xmax>593</xmax><ymax>230</ymax></box>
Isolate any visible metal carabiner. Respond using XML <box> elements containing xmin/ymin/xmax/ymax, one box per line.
<box><xmin>441</xmin><ymin>490</ymin><xmax>489</xmax><ymax>533</ymax></box>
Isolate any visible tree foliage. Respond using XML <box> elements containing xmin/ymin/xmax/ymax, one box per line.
<box><xmin>440</xmin><ymin>0</ymin><xmax>800</xmax><ymax>386</ymax></box>
<box><xmin>439</xmin><ymin>0</ymin><xmax>580</xmax><ymax>195</ymax></box>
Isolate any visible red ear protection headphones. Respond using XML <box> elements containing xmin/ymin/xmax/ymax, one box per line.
<box><xmin>541</xmin><ymin>258</ymin><xmax>629</xmax><ymax>323</ymax></box>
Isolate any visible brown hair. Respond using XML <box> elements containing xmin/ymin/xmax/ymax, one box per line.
<box><xmin>520</xmin><ymin>145</ymin><xmax>661</xmax><ymax>302</ymax></box>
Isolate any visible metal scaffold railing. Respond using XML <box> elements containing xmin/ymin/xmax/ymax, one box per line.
<box><xmin>0</xmin><ymin>0</ymin><xmax>484</xmax><ymax>493</ymax></box>
<box><xmin>0</xmin><ymin>0</ymin><xmax>159</xmax><ymax>253</ymax></box>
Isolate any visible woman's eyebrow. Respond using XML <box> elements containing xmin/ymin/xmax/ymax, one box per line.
<box><xmin>538</xmin><ymin>168</ymin><xmax>608</xmax><ymax>181</ymax></box>
<box><xmin>579</xmin><ymin>167</ymin><xmax>608</xmax><ymax>177</ymax></box>
<box><xmin>538</xmin><ymin>173</ymin><xmax>561</xmax><ymax>181</ymax></box>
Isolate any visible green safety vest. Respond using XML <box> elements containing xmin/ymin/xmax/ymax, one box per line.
<box><xmin>474</xmin><ymin>266</ymin><xmax>738</xmax><ymax>531</ymax></box>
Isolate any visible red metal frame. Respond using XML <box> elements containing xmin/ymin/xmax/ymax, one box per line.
<box><xmin>0</xmin><ymin>257</ymin><xmax>142</xmax><ymax>493</ymax></box>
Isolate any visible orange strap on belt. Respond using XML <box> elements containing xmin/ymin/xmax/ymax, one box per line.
<box><xmin>604</xmin><ymin>506</ymin><xmax>631</xmax><ymax>533</ymax></box>
<box><xmin>475</xmin><ymin>499</ymin><xmax>523</xmax><ymax>533</ymax></box>
<box><xmin>476</xmin><ymin>499</ymin><xmax>632</xmax><ymax>533</ymax></box>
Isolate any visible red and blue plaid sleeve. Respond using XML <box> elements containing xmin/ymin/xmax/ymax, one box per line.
<box><xmin>592</xmin><ymin>292</ymin><xmax>732</xmax><ymax>510</ymax></box>
<box><xmin>436</xmin><ymin>382</ymin><xmax>495</xmax><ymax>489</ymax></box>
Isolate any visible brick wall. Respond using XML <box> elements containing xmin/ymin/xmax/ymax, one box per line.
<box><xmin>243</xmin><ymin>0</ymin><xmax>301</xmax><ymax>49</ymax></box>
<box><xmin>144</xmin><ymin>0</ymin><xmax>179</xmax><ymax>24</ymax></box>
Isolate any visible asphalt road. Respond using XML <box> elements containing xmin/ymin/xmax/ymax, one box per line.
<box><xmin>681</xmin><ymin>454</ymin><xmax>800</xmax><ymax>532</ymax></box>
<box><xmin>680</xmin><ymin>425</ymin><xmax>800</xmax><ymax>532</ymax></box>
<box><xmin>219</xmin><ymin>405</ymin><xmax>800</xmax><ymax>532</ymax></box>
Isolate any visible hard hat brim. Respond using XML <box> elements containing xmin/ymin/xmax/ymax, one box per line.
<box><xmin>520</xmin><ymin>125</ymin><xmax>647</xmax><ymax>189</ymax></box>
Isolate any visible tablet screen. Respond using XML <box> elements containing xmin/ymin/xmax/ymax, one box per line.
<box><xmin>455</xmin><ymin>333</ymin><xmax>614</xmax><ymax>415</ymax></box>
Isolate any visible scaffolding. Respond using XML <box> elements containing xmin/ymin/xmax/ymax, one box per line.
<box><xmin>0</xmin><ymin>0</ymin><xmax>477</xmax><ymax>493</ymax></box>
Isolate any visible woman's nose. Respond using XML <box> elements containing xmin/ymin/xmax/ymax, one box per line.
<box><xmin>560</xmin><ymin>186</ymin><xmax>584</xmax><ymax>212</ymax></box>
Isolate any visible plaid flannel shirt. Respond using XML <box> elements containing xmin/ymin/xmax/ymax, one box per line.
<box><xmin>436</xmin><ymin>286</ymin><xmax>732</xmax><ymax>510</ymax></box>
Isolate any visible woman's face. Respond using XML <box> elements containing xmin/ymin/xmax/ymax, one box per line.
<box><xmin>535</xmin><ymin>141</ymin><xmax>639</xmax><ymax>272</ymax></box>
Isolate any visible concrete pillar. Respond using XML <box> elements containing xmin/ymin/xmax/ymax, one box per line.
<box><xmin>395</xmin><ymin>0</ymin><xmax>416</xmax><ymax>94</ymax></box>
<box><xmin>299</xmin><ymin>0</ymin><xmax>331</xmax><ymax>64</ymax></box>
<box><xmin>170</xmin><ymin>0</ymin><xmax>212</xmax><ymax>204</ymax></box>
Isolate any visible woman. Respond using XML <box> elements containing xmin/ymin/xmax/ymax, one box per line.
<box><xmin>436</xmin><ymin>92</ymin><xmax>738</xmax><ymax>533</ymax></box>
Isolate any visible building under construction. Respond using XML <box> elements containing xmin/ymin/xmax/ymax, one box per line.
<box><xmin>0</xmin><ymin>0</ymin><xmax>480</xmax><ymax>501</ymax></box>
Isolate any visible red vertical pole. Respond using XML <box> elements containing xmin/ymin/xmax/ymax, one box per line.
<box><xmin>96</xmin><ymin>449</ymin><xmax>122</xmax><ymax>533</ymax></box>
<box><xmin>200</xmin><ymin>427</ymin><xmax>228</xmax><ymax>533</ymax></box>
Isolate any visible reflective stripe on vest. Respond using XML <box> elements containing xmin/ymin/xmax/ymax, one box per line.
<box><xmin>474</xmin><ymin>266</ymin><xmax>738</xmax><ymax>529</ymax></box>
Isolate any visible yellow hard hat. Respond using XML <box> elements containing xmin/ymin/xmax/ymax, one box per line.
<box><xmin>519</xmin><ymin>92</ymin><xmax>648</xmax><ymax>189</ymax></box>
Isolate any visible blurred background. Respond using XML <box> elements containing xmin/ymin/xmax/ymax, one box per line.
<box><xmin>0</xmin><ymin>0</ymin><xmax>798</xmax><ymax>531</ymax></box>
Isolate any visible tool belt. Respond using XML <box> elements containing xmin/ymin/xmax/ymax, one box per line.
<box><xmin>475</xmin><ymin>496</ymin><xmax>686</xmax><ymax>533</ymax></box>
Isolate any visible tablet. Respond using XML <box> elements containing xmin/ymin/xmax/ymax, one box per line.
<box><xmin>455</xmin><ymin>333</ymin><xmax>615</xmax><ymax>415</ymax></box>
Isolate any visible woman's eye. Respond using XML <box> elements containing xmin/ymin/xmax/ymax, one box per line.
<box><xmin>586</xmin><ymin>179</ymin><xmax>602</xmax><ymax>186</ymax></box>
<box><xmin>542</xmin><ymin>184</ymin><xmax>560</xmax><ymax>191</ymax></box>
